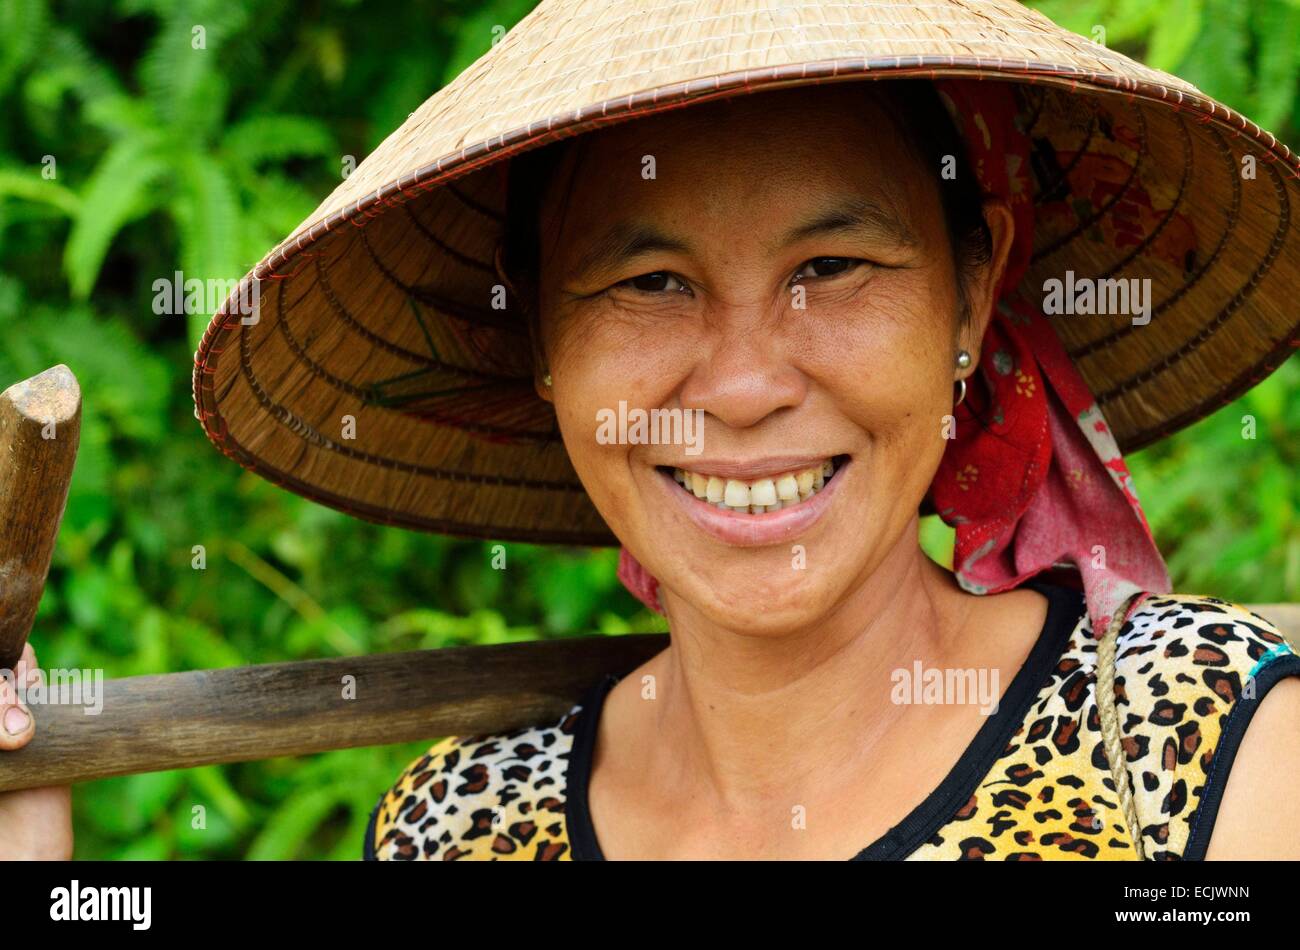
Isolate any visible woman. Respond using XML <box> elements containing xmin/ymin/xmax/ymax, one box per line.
<box><xmin>358</xmin><ymin>76</ymin><xmax>1300</xmax><ymax>861</ymax></box>
<box><xmin>3</xmin><ymin>0</ymin><xmax>1298</xmax><ymax>861</ymax></box>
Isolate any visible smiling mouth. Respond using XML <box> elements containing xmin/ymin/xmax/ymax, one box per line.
<box><xmin>657</xmin><ymin>455</ymin><xmax>849</xmax><ymax>514</ymax></box>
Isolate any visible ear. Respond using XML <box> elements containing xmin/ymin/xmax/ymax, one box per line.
<box><xmin>496</xmin><ymin>242</ymin><xmax>553</xmax><ymax>404</ymax></box>
<box><xmin>526</xmin><ymin>306</ymin><xmax>552</xmax><ymax>404</ymax></box>
<box><xmin>533</xmin><ymin>360</ymin><xmax>553</xmax><ymax>404</ymax></box>
<box><xmin>957</xmin><ymin>197</ymin><xmax>1016</xmax><ymax>378</ymax></box>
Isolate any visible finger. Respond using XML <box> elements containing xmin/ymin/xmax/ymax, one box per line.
<box><xmin>0</xmin><ymin>699</ymin><xmax>34</xmax><ymax>749</ymax></box>
<box><xmin>0</xmin><ymin>643</ymin><xmax>35</xmax><ymax>749</ymax></box>
<box><xmin>16</xmin><ymin>642</ymin><xmax>44</xmax><ymax>692</ymax></box>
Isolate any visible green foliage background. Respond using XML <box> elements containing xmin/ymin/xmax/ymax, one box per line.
<box><xmin>0</xmin><ymin>0</ymin><xmax>1294</xmax><ymax>859</ymax></box>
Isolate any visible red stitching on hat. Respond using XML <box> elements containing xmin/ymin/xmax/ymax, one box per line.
<box><xmin>265</xmin><ymin>253</ymin><xmax>318</xmax><ymax>280</ymax></box>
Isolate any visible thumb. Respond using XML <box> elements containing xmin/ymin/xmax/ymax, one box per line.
<box><xmin>0</xmin><ymin>702</ymin><xmax>33</xmax><ymax>748</ymax></box>
<box><xmin>0</xmin><ymin>645</ymin><xmax>38</xmax><ymax>750</ymax></box>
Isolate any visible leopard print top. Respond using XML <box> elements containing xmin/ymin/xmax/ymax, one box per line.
<box><xmin>365</xmin><ymin>585</ymin><xmax>1299</xmax><ymax>861</ymax></box>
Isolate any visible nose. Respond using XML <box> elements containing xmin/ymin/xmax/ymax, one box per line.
<box><xmin>677</xmin><ymin>306</ymin><xmax>808</xmax><ymax>430</ymax></box>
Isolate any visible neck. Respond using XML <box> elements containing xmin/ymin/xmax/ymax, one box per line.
<box><xmin>648</xmin><ymin>517</ymin><xmax>974</xmax><ymax>808</ymax></box>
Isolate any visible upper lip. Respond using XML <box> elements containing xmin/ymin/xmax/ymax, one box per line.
<box><xmin>657</xmin><ymin>455</ymin><xmax>844</xmax><ymax>481</ymax></box>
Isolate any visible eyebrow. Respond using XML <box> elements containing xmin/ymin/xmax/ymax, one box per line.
<box><xmin>564</xmin><ymin>195</ymin><xmax>917</xmax><ymax>284</ymax></box>
<box><xmin>775</xmin><ymin>195</ymin><xmax>919</xmax><ymax>252</ymax></box>
<box><xmin>565</xmin><ymin>221</ymin><xmax>690</xmax><ymax>284</ymax></box>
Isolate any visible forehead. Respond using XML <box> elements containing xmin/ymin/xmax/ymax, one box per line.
<box><xmin>538</xmin><ymin>82</ymin><xmax>938</xmax><ymax>247</ymax></box>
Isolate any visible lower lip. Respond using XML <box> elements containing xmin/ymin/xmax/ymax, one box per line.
<box><xmin>656</xmin><ymin>460</ymin><xmax>850</xmax><ymax>547</ymax></box>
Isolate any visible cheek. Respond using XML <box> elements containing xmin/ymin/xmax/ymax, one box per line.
<box><xmin>800</xmin><ymin>267</ymin><xmax>959</xmax><ymax>444</ymax></box>
<box><xmin>545</xmin><ymin>309</ymin><xmax>692</xmax><ymax>494</ymax></box>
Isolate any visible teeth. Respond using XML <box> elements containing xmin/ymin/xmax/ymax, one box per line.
<box><xmin>723</xmin><ymin>480</ymin><xmax>751</xmax><ymax>508</ymax></box>
<box><xmin>750</xmin><ymin>479</ymin><xmax>777</xmax><ymax>507</ymax></box>
<box><xmin>671</xmin><ymin>459</ymin><xmax>841</xmax><ymax>514</ymax></box>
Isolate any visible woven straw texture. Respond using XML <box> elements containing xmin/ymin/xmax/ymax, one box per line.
<box><xmin>194</xmin><ymin>0</ymin><xmax>1300</xmax><ymax>545</ymax></box>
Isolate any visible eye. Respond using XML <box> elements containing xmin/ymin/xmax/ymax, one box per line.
<box><xmin>792</xmin><ymin>257</ymin><xmax>865</xmax><ymax>282</ymax></box>
<box><xmin>615</xmin><ymin>272</ymin><xmax>689</xmax><ymax>294</ymax></box>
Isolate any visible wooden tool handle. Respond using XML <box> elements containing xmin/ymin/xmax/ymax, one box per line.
<box><xmin>0</xmin><ymin>365</ymin><xmax>81</xmax><ymax>673</ymax></box>
<box><xmin>0</xmin><ymin>634</ymin><xmax>667</xmax><ymax>792</ymax></box>
<box><xmin>1</xmin><ymin>604</ymin><xmax>1295</xmax><ymax>792</ymax></box>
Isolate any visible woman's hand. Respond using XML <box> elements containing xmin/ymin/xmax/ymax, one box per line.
<box><xmin>0</xmin><ymin>642</ymin><xmax>73</xmax><ymax>860</ymax></box>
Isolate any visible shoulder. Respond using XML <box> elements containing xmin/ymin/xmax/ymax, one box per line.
<box><xmin>1202</xmin><ymin>675</ymin><xmax>1300</xmax><ymax>859</ymax></box>
<box><xmin>1116</xmin><ymin>593</ymin><xmax>1295</xmax><ymax>711</ymax></box>
<box><xmin>1113</xmin><ymin>592</ymin><xmax>1300</xmax><ymax>859</ymax></box>
<box><xmin>364</xmin><ymin>705</ymin><xmax>582</xmax><ymax>861</ymax></box>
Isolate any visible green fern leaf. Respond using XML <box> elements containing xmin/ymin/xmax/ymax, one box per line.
<box><xmin>1176</xmin><ymin>0</ymin><xmax>1251</xmax><ymax>108</ymax></box>
<box><xmin>0</xmin><ymin>0</ymin><xmax>50</xmax><ymax>96</ymax></box>
<box><xmin>1252</xmin><ymin>0</ymin><xmax>1300</xmax><ymax>131</ymax></box>
<box><xmin>1146</xmin><ymin>0</ymin><xmax>1203</xmax><ymax>71</ymax></box>
<box><xmin>23</xmin><ymin>26</ymin><xmax>127</xmax><ymax>116</ymax></box>
<box><xmin>169</xmin><ymin>151</ymin><xmax>241</xmax><ymax>345</ymax></box>
<box><xmin>0</xmin><ymin>165</ymin><xmax>80</xmax><ymax>214</ymax></box>
<box><xmin>221</xmin><ymin>114</ymin><xmax>336</xmax><ymax>168</ymax></box>
<box><xmin>138</xmin><ymin>0</ymin><xmax>247</xmax><ymax>131</ymax></box>
<box><xmin>63</xmin><ymin>136</ymin><xmax>170</xmax><ymax>298</ymax></box>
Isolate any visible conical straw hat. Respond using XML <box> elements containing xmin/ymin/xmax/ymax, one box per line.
<box><xmin>194</xmin><ymin>0</ymin><xmax>1300</xmax><ymax>546</ymax></box>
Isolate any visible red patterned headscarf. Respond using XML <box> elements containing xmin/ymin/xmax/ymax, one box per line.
<box><xmin>618</xmin><ymin>79</ymin><xmax>1171</xmax><ymax>637</ymax></box>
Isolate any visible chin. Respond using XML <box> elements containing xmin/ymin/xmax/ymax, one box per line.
<box><xmin>661</xmin><ymin>555</ymin><xmax>857</xmax><ymax>636</ymax></box>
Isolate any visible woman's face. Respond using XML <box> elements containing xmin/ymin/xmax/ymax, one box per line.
<box><xmin>534</xmin><ymin>83</ymin><xmax>1010</xmax><ymax>633</ymax></box>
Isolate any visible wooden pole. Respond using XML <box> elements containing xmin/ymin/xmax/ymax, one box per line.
<box><xmin>0</xmin><ymin>365</ymin><xmax>80</xmax><ymax>673</ymax></box>
<box><xmin>3</xmin><ymin>599</ymin><xmax>1294</xmax><ymax>792</ymax></box>
<box><xmin>0</xmin><ymin>634</ymin><xmax>668</xmax><ymax>792</ymax></box>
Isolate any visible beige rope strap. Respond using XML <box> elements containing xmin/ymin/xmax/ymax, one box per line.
<box><xmin>1096</xmin><ymin>591</ymin><xmax>1147</xmax><ymax>861</ymax></box>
